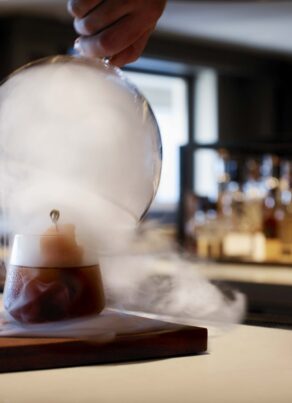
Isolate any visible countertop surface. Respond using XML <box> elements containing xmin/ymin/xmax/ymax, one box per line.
<box><xmin>202</xmin><ymin>262</ymin><xmax>292</xmax><ymax>286</ymax></box>
<box><xmin>0</xmin><ymin>324</ymin><xmax>291</xmax><ymax>403</ymax></box>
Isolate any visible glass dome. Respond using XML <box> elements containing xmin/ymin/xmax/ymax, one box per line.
<box><xmin>0</xmin><ymin>55</ymin><xmax>162</xmax><ymax>253</ymax></box>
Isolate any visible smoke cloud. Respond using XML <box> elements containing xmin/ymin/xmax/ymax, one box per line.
<box><xmin>0</xmin><ymin>56</ymin><xmax>161</xmax><ymax>253</ymax></box>
<box><xmin>0</xmin><ymin>56</ymin><xmax>245</xmax><ymax>336</ymax></box>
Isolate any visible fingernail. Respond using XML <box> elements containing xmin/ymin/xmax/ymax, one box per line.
<box><xmin>74</xmin><ymin>37</ymin><xmax>82</xmax><ymax>54</ymax></box>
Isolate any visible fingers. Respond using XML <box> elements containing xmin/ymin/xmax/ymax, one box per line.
<box><xmin>67</xmin><ymin>0</ymin><xmax>103</xmax><ymax>19</ymax></box>
<box><xmin>69</xmin><ymin>0</ymin><xmax>167</xmax><ymax>65</ymax></box>
<box><xmin>77</xmin><ymin>14</ymin><xmax>151</xmax><ymax>59</ymax></box>
<box><xmin>110</xmin><ymin>30</ymin><xmax>152</xmax><ymax>67</ymax></box>
<box><xmin>74</xmin><ymin>0</ymin><xmax>133</xmax><ymax>36</ymax></box>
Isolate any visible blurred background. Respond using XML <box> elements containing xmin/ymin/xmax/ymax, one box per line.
<box><xmin>1</xmin><ymin>0</ymin><xmax>292</xmax><ymax>328</ymax></box>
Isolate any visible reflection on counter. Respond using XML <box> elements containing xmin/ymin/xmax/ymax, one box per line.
<box><xmin>0</xmin><ymin>246</ymin><xmax>7</xmax><ymax>290</ymax></box>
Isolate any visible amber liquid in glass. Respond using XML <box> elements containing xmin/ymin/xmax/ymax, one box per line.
<box><xmin>4</xmin><ymin>265</ymin><xmax>105</xmax><ymax>324</ymax></box>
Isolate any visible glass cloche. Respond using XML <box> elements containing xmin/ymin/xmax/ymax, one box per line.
<box><xmin>0</xmin><ymin>55</ymin><xmax>162</xmax><ymax>324</ymax></box>
<box><xmin>0</xmin><ymin>55</ymin><xmax>162</xmax><ymax>252</ymax></box>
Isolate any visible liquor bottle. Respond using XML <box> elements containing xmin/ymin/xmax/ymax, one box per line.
<box><xmin>260</xmin><ymin>155</ymin><xmax>283</xmax><ymax>261</ymax></box>
<box><xmin>278</xmin><ymin>159</ymin><xmax>292</xmax><ymax>260</ymax></box>
<box><xmin>217</xmin><ymin>152</ymin><xmax>244</xmax><ymax>230</ymax></box>
<box><xmin>242</xmin><ymin>157</ymin><xmax>266</xmax><ymax>234</ymax></box>
<box><xmin>220</xmin><ymin>156</ymin><xmax>256</xmax><ymax>259</ymax></box>
<box><xmin>262</xmin><ymin>155</ymin><xmax>281</xmax><ymax>239</ymax></box>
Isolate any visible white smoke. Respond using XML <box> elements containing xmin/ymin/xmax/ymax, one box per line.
<box><xmin>0</xmin><ymin>56</ymin><xmax>161</xmax><ymax>253</ymax></box>
<box><xmin>103</xmin><ymin>254</ymin><xmax>245</xmax><ymax>327</ymax></box>
<box><xmin>0</xmin><ymin>56</ymin><xmax>245</xmax><ymax>336</ymax></box>
<box><xmin>100</xmin><ymin>227</ymin><xmax>246</xmax><ymax>334</ymax></box>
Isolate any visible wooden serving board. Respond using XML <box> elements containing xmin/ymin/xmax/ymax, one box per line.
<box><xmin>0</xmin><ymin>313</ymin><xmax>207</xmax><ymax>373</ymax></box>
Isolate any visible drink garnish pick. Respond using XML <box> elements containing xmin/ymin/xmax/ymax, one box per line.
<box><xmin>50</xmin><ymin>209</ymin><xmax>60</xmax><ymax>230</ymax></box>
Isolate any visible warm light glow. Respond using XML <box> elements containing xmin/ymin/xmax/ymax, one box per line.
<box><xmin>195</xmin><ymin>69</ymin><xmax>218</xmax><ymax>144</ymax></box>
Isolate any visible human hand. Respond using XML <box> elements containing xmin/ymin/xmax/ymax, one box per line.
<box><xmin>67</xmin><ymin>0</ymin><xmax>167</xmax><ymax>66</ymax></box>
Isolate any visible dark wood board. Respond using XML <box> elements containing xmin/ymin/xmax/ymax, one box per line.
<box><xmin>0</xmin><ymin>313</ymin><xmax>208</xmax><ymax>373</ymax></box>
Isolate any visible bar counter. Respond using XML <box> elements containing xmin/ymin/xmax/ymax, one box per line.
<box><xmin>202</xmin><ymin>262</ymin><xmax>292</xmax><ymax>286</ymax></box>
<box><xmin>0</xmin><ymin>324</ymin><xmax>291</xmax><ymax>403</ymax></box>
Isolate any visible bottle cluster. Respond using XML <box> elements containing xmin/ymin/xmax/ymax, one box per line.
<box><xmin>187</xmin><ymin>151</ymin><xmax>292</xmax><ymax>263</ymax></box>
